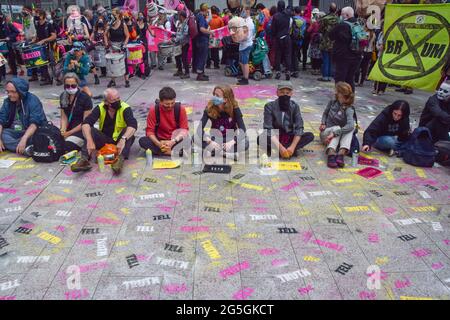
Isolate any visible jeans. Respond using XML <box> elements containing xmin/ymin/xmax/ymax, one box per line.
<box><xmin>321</xmin><ymin>50</ymin><xmax>332</xmax><ymax>79</ymax></box>
<box><xmin>334</xmin><ymin>56</ymin><xmax>362</xmax><ymax>92</ymax></box>
<box><xmin>1</xmin><ymin>128</ymin><xmax>31</xmax><ymax>152</ymax></box>
<box><xmin>374</xmin><ymin>135</ymin><xmax>403</xmax><ymax>151</ymax></box>
<box><xmin>81</xmin><ymin>127</ymin><xmax>135</xmax><ymax>160</ymax></box>
<box><xmin>193</xmin><ymin>39</ymin><xmax>208</xmax><ymax>74</ymax></box>
<box><xmin>262</xmin><ymin>55</ymin><xmax>271</xmax><ymax>75</ymax></box>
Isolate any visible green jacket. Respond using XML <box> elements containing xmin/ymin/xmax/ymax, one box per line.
<box><xmin>319</xmin><ymin>14</ymin><xmax>339</xmax><ymax>51</ymax></box>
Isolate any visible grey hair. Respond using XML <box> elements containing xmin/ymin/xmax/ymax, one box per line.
<box><xmin>103</xmin><ymin>88</ymin><xmax>120</xmax><ymax>99</ymax></box>
<box><xmin>63</xmin><ymin>72</ymin><xmax>80</xmax><ymax>85</ymax></box>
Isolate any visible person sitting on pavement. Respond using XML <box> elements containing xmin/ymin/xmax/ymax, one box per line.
<box><xmin>59</xmin><ymin>73</ymin><xmax>93</xmax><ymax>153</ymax></box>
<box><xmin>139</xmin><ymin>87</ymin><xmax>189</xmax><ymax>156</ymax></box>
<box><xmin>197</xmin><ymin>85</ymin><xmax>249</xmax><ymax>159</ymax></box>
<box><xmin>63</xmin><ymin>42</ymin><xmax>93</xmax><ymax>97</ymax></box>
<box><xmin>319</xmin><ymin>82</ymin><xmax>356</xmax><ymax>168</ymax></box>
<box><xmin>0</xmin><ymin>78</ymin><xmax>47</xmax><ymax>156</ymax></box>
<box><xmin>419</xmin><ymin>80</ymin><xmax>450</xmax><ymax>143</ymax></box>
<box><xmin>259</xmin><ymin>81</ymin><xmax>314</xmax><ymax>158</ymax></box>
<box><xmin>71</xmin><ymin>88</ymin><xmax>137</xmax><ymax>174</ymax></box>
<box><xmin>362</xmin><ymin>100</ymin><xmax>410</xmax><ymax>156</ymax></box>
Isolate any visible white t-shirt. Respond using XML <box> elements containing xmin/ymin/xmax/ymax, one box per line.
<box><xmin>239</xmin><ymin>17</ymin><xmax>255</xmax><ymax>51</ymax></box>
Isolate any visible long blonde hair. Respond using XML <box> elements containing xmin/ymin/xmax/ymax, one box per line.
<box><xmin>206</xmin><ymin>85</ymin><xmax>239</xmax><ymax>119</ymax></box>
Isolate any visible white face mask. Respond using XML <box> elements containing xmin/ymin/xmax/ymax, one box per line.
<box><xmin>66</xmin><ymin>87</ymin><xmax>78</xmax><ymax>95</ymax></box>
<box><xmin>436</xmin><ymin>82</ymin><xmax>450</xmax><ymax>101</ymax></box>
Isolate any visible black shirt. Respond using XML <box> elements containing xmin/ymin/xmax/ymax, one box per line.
<box><xmin>109</xmin><ymin>22</ymin><xmax>126</xmax><ymax>43</ymax></box>
<box><xmin>329</xmin><ymin>17</ymin><xmax>360</xmax><ymax>60</ymax></box>
<box><xmin>271</xmin><ymin>12</ymin><xmax>291</xmax><ymax>39</ymax></box>
<box><xmin>83</xmin><ymin>104</ymin><xmax>138</xmax><ymax>140</ymax></box>
<box><xmin>36</xmin><ymin>21</ymin><xmax>55</xmax><ymax>41</ymax></box>
<box><xmin>60</xmin><ymin>91</ymin><xmax>93</xmax><ymax>131</ymax></box>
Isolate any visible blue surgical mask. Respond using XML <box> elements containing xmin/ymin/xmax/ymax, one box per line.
<box><xmin>212</xmin><ymin>96</ymin><xmax>224</xmax><ymax>106</ymax></box>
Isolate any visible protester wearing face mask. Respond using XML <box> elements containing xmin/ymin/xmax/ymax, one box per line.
<box><xmin>139</xmin><ymin>87</ymin><xmax>189</xmax><ymax>156</ymax></box>
<box><xmin>259</xmin><ymin>82</ymin><xmax>314</xmax><ymax>159</ymax></box>
<box><xmin>105</xmin><ymin>8</ymin><xmax>130</xmax><ymax>88</ymax></box>
<box><xmin>21</xmin><ymin>6</ymin><xmax>37</xmax><ymax>43</ymax></box>
<box><xmin>90</xmin><ymin>17</ymin><xmax>108</xmax><ymax>77</ymax></box>
<box><xmin>419</xmin><ymin>80</ymin><xmax>450</xmax><ymax>143</ymax></box>
<box><xmin>136</xmin><ymin>11</ymin><xmax>150</xmax><ymax>78</ymax></box>
<box><xmin>71</xmin><ymin>88</ymin><xmax>137</xmax><ymax>173</ymax></box>
<box><xmin>59</xmin><ymin>73</ymin><xmax>93</xmax><ymax>153</ymax></box>
<box><xmin>30</xmin><ymin>10</ymin><xmax>57</xmax><ymax>86</ymax></box>
<box><xmin>320</xmin><ymin>82</ymin><xmax>356</xmax><ymax>168</ymax></box>
<box><xmin>197</xmin><ymin>85</ymin><xmax>249</xmax><ymax>158</ymax></box>
<box><xmin>362</xmin><ymin>100</ymin><xmax>411</xmax><ymax>156</ymax></box>
<box><xmin>63</xmin><ymin>42</ymin><xmax>93</xmax><ymax>96</ymax></box>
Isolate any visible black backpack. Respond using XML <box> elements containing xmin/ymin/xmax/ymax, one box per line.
<box><xmin>435</xmin><ymin>141</ymin><xmax>450</xmax><ymax>166</ymax></box>
<box><xmin>154</xmin><ymin>99</ymin><xmax>181</xmax><ymax>139</ymax></box>
<box><xmin>31</xmin><ymin>122</ymin><xmax>65</xmax><ymax>163</ymax></box>
<box><xmin>401</xmin><ymin>127</ymin><xmax>436</xmax><ymax>167</ymax></box>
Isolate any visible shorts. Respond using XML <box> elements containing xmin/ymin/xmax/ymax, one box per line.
<box><xmin>239</xmin><ymin>45</ymin><xmax>253</xmax><ymax>65</ymax></box>
<box><xmin>79</xmin><ymin>79</ymin><xmax>88</xmax><ymax>88</ymax></box>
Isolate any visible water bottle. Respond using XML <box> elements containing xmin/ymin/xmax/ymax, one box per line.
<box><xmin>192</xmin><ymin>147</ymin><xmax>201</xmax><ymax>168</ymax></box>
<box><xmin>97</xmin><ymin>154</ymin><xmax>105</xmax><ymax>172</ymax></box>
<box><xmin>260</xmin><ymin>153</ymin><xmax>269</xmax><ymax>167</ymax></box>
<box><xmin>146</xmin><ymin>149</ymin><xmax>153</xmax><ymax>167</ymax></box>
<box><xmin>352</xmin><ymin>150</ymin><xmax>359</xmax><ymax>167</ymax></box>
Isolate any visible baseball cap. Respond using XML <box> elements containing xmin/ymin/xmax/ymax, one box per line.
<box><xmin>277</xmin><ymin>81</ymin><xmax>293</xmax><ymax>91</ymax></box>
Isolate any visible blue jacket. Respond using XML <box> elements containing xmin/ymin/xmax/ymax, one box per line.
<box><xmin>0</xmin><ymin>78</ymin><xmax>47</xmax><ymax>130</ymax></box>
<box><xmin>63</xmin><ymin>53</ymin><xmax>91</xmax><ymax>80</ymax></box>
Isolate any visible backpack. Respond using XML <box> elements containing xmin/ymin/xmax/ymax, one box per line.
<box><xmin>251</xmin><ymin>37</ymin><xmax>269</xmax><ymax>65</ymax></box>
<box><xmin>31</xmin><ymin>122</ymin><xmax>66</xmax><ymax>163</ymax></box>
<box><xmin>435</xmin><ymin>141</ymin><xmax>450</xmax><ymax>166</ymax></box>
<box><xmin>344</xmin><ymin>21</ymin><xmax>369</xmax><ymax>53</ymax></box>
<box><xmin>291</xmin><ymin>17</ymin><xmax>306</xmax><ymax>43</ymax></box>
<box><xmin>188</xmin><ymin>12</ymin><xmax>199</xmax><ymax>39</ymax></box>
<box><xmin>154</xmin><ymin>100</ymin><xmax>181</xmax><ymax>139</ymax></box>
<box><xmin>401</xmin><ymin>127</ymin><xmax>436</xmax><ymax>168</ymax></box>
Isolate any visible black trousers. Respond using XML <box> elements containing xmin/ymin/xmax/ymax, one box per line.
<box><xmin>81</xmin><ymin>127</ymin><xmax>135</xmax><ymax>159</ymax></box>
<box><xmin>355</xmin><ymin>52</ymin><xmax>373</xmax><ymax>85</ymax></box>
<box><xmin>275</xmin><ymin>36</ymin><xmax>292</xmax><ymax>73</ymax></box>
<box><xmin>207</xmin><ymin>48</ymin><xmax>220</xmax><ymax>67</ymax></box>
<box><xmin>6</xmin><ymin>44</ymin><xmax>17</xmax><ymax>76</ymax></box>
<box><xmin>300</xmin><ymin>35</ymin><xmax>310</xmax><ymax>69</ymax></box>
<box><xmin>64</xmin><ymin>131</ymin><xmax>85</xmax><ymax>153</ymax></box>
<box><xmin>257</xmin><ymin>132</ymin><xmax>314</xmax><ymax>157</ymax></box>
<box><xmin>334</xmin><ymin>56</ymin><xmax>362</xmax><ymax>93</ymax></box>
<box><xmin>291</xmin><ymin>40</ymin><xmax>300</xmax><ymax>73</ymax></box>
<box><xmin>423</xmin><ymin>119</ymin><xmax>450</xmax><ymax>143</ymax></box>
<box><xmin>176</xmin><ymin>43</ymin><xmax>190</xmax><ymax>74</ymax></box>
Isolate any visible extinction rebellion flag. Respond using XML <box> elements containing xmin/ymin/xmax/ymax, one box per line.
<box><xmin>369</xmin><ymin>4</ymin><xmax>450</xmax><ymax>91</ymax></box>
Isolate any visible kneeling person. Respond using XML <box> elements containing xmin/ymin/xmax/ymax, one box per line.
<box><xmin>259</xmin><ymin>82</ymin><xmax>314</xmax><ymax>158</ymax></box>
<box><xmin>71</xmin><ymin>88</ymin><xmax>137</xmax><ymax>173</ymax></box>
<box><xmin>139</xmin><ymin>87</ymin><xmax>189</xmax><ymax>156</ymax></box>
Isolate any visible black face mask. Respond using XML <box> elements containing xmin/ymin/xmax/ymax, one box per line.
<box><xmin>278</xmin><ymin>95</ymin><xmax>291</xmax><ymax>111</ymax></box>
<box><xmin>124</xmin><ymin>18</ymin><xmax>130</xmax><ymax>23</ymax></box>
<box><xmin>109</xmin><ymin>100</ymin><xmax>121</xmax><ymax>110</ymax></box>
<box><xmin>97</xmin><ymin>22</ymin><xmax>104</xmax><ymax>28</ymax></box>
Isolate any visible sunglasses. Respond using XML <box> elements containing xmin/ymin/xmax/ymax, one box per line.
<box><xmin>64</xmin><ymin>84</ymin><xmax>77</xmax><ymax>89</ymax></box>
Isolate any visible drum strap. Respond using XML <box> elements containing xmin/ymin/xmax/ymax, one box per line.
<box><xmin>154</xmin><ymin>100</ymin><xmax>181</xmax><ymax>139</ymax></box>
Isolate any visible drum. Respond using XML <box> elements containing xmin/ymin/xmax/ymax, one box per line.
<box><xmin>105</xmin><ymin>52</ymin><xmax>125</xmax><ymax>77</ymax></box>
<box><xmin>21</xmin><ymin>44</ymin><xmax>49</xmax><ymax>69</ymax></box>
<box><xmin>91</xmin><ymin>46</ymin><xmax>106</xmax><ymax>68</ymax></box>
<box><xmin>158</xmin><ymin>42</ymin><xmax>175</xmax><ymax>57</ymax></box>
<box><xmin>172</xmin><ymin>44</ymin><xmax>182</xmax><ymax>57</ymax></box>
<box><xmin>0</xmin><ymin>41</ymin><xmax>8</xmax><ymax>54</ymax></box>
<box><xmin>126</xmin><ymin>43</ymin><xmax>143</xmax><ymax>65</ymax></box>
